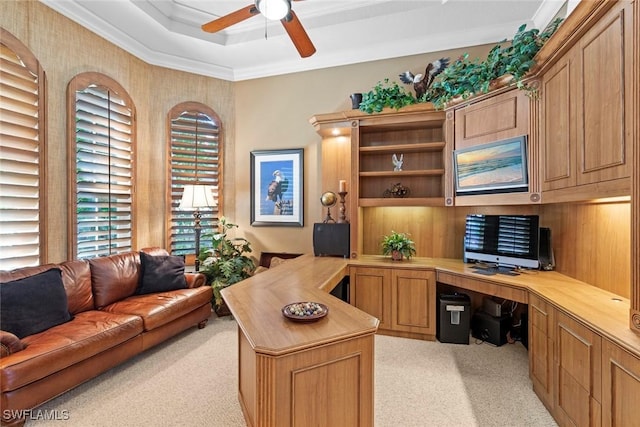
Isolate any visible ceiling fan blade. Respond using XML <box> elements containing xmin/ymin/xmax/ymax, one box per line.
<box><xmin>281</xmin><ymin>10</ymin><xmax>316</xmax><ymax>58</ymax></box>
<box><xmin>201</xmin><ymin>5</ymin><xmax>258</xmax><ymax>33</ymax></box>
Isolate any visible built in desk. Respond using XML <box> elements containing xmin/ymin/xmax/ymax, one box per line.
<box><xmin>222</xmin><ymin>254</ymin><xmax>640</xmax><ymax>427</ymax></box>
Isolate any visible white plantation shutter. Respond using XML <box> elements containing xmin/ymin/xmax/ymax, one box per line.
<box><xmin>167</xmin><ymin>103</ymin><xmax>222</xmax><ymax>256</ymax></box>
<box><xmin>69</xmin><ymin>73</ymin><xmax>135</xmax><ymax>259</ymax></box>
<box><xmin>0</xmin><ymin>30</ymin><xmax>46</xmax><ymax>270</ymax></box>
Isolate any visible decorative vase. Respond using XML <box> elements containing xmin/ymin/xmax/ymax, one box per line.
<box><xmin>350</xmin><ymin>93</ymin><xmax>363</xmax><ymax>109</ymax></box>
<box><xmin>391</xmin><ymin>250</ymin><xmax>403</xmax><ymax>261</ymax></box>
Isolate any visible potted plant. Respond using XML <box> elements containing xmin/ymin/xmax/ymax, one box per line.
<box><xmin>381</xmin><ymin>231</ymin><xmax>416</xmax><ymax>261</ymax></box>
<box><xmin>359</xmin><ymin>78</ymin><xmax>416</xmax><ymax>114</ymax></box>
<box><xmin>199</xmin><ymin>217</ymin><xmax>256</xmax><ymax>315</ymax></box>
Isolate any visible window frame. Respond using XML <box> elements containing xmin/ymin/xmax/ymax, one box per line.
<box><xmin>67</xmin><ymin>72</ymin><xmax>136</xmax><ymax>260</ymax></box>
<box><xmin>0</xmin><ymin>28</ymin><xmax>47</xmax><ymax>268</ymax></box>
<box><xmin>166</xmin><ymin>102</ymin><xmax>223</xmax><ymax>256</ymax></box>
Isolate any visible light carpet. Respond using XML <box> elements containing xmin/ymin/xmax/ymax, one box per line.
<box><xmin>26</xmin><ymin>316</ymin><xmax>556</xmax><ymax>427</ymax></box>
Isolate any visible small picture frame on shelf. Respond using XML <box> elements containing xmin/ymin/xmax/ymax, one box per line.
<box><xmin>250</xmin><ymin>148</ymin><xmax>304</xmax><ymax>227</ymax></box>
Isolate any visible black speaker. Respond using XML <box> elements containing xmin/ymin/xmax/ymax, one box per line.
<box><xmin>539</xmin><ymin>227</ymin><xmax>555</xmax><ymax>271</ymax></box>
<box><xmin>471</xmin><ymin>311</ymin><xmax>511</xmax><ymax>346</ymax></box>
<box><xmin>313</xmin><ymin>223</ymin><xmax>350</xmax><ymax>258</ymax></box>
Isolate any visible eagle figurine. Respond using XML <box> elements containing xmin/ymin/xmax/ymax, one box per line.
<box><xmin>399</xmin><ymin>57</ymin><xmax>450</xmax><ymax>99</ymax></box>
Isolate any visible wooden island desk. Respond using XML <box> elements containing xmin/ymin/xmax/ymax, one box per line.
<box><xmin>221</xmin><ymin>255</ymin><xmax>378</xmax><ymax>427</ymax></box>
<box><xmin>223</xmin><ymin>253</ymin><xmax>640</xmax><ymax>427</ymax></box>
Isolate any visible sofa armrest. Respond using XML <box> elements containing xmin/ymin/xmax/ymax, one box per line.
<box><xmin>0</xmin><ymin>330</ymin><xmax>25</xmax><ymax>358</ymax></box>
<box><xmin>185</xmin><ymin>273</ymin><xmax>206</xmax><ymax>288</ymax></box>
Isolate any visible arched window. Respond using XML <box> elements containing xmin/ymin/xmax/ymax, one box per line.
<box><xmin>0</xmin><ymin>28</ymin><xmax>46</xmax><ymax>269</ymax></box>
<box><xmin>67</xmin><ymin>72</ymin><xmax>136</xmax><ymax>259</ymax></box>
<box><xmin>167</xmin><ymin>102</ymin><xmax>222</xmax><ymax>256</ymax></box>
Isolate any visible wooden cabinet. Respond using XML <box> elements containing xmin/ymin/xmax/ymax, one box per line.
<box><xmin>354</xmin><ymin>107</ymin><xmax>448</xmax><ymax>207</ymax></box>
<box><xmin>601</xmin><ymin>339</ymin><xmax>640</xmax><ymax>426</ymax></box>
<box><xmin>390</xmin><ymin>269</ymin><xmax>436</xmax><ymax>336</ymax></box>
<box><xmin>529</xmin><ymin>293</ymin><xmax>555</xmax><ymax>412</ymax></box>
<box><xmin>350</xmin><ymin>266</ymin><xmax>436</xmax><ymax>339</ymax></box>
<box><xmin>554</xmin><ymin>310</ymin><xmax>602</xmax><ymax>426</ymax></box>
<box><xmin>452</xmin><ymin>87</ymin><xmax>530</xmax><ymax>150</ymax></box>
<box><xmin>538</xmin><ymin>0</ymin><xmax>633</xmax><ymax>202</ymax></box>
<box><xmin>349</xmin><ymin>266</ymin><xmax>392</xmax><ymax>330</ymax></box>
<box><xmin>448</xmin><ymin>87</ymin><xmax>541</xmax><ymax>205</ymax></box>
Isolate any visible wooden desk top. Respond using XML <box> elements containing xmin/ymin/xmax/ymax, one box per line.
<box><xmin>352</xmin><ymin>255</ymin><xmax>640</xmax><ymax>356</ymax></box>
<box><xmin>221</xmin><ymin>254</ymin><xmax>379</xmax><ymax>356</ymax></box>
<box><xmin>223</xmin><ymin>253</ymin><xmax>640</xmax><ymax>358</ymax></box>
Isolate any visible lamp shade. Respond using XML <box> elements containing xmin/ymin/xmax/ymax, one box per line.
<box><xmin>256</xmin><ymin>0</ymin><xmax>290</xmax><ymax>20</ymax></box>
<box><xmin>179</xmin><ymin>185</ymin><xmax>216</xmax><ymax>209</ymax></box>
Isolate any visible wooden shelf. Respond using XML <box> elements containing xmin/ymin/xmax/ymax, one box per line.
<box><xmin>358</xmin><ymin>197</ymin><xmax>446</xmax><ymax>207</ymax></box>
<box><xmin>359</xmin><ymin>169</ymin><xmax>444</xmax><ymax>178</ymax></box>
<box><xmin>359</xmin><ymin>142</ymin><xmax>445</xmax><ymax>154</ymax></box>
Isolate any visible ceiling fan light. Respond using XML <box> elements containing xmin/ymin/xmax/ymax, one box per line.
<box><xmin>256</xmin><ymin>0</ymin><xmax>290</xmax><ymax>20</ymax></box>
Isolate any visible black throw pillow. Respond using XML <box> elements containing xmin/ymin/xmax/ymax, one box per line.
<box><xmin>137</xmin><ymin>252</ymin><xmax>187</xmax><ymax>295</ymax></box>
<box><xmin>0</xmin><ymin>268</ymin><xmax>72</xmax><ymax>339</ymax></box>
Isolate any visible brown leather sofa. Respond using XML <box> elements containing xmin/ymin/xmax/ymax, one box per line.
<box><xmin>0</xmin><ymin>248</ymin><xmax>213</xmax><ymax>426</ymax></box>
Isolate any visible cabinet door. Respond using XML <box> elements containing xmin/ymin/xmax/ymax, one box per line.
<box><xmin>554</xmin><ymin>311</ymin><xmax>602</xmax><ymax>427</ymax></box>
<box><xmin>390</xmin><ymin>269</ymin><xmax>436</xmax><ymax>336</ymax></box>
<box><xmin>349</xmin><ymin>267</ymin><xmax>392</xmax><ymax>330</ymax></box>
<box><xmin>540</xmin><ymin>50</ymin><xmax>578</xmax><ymax>192</ymax></box>
<box><xmin>453</xmin><ymin>88</ymin><xmax>529</xmax><ymax>150</ymax></box>
<box><xmin>601</xmin><ymin>339</ymin><xmax>640</xmax><ymax>427</ymax></box>
<box><xmin>575</xmin><ymin>2</ymin><xmax>632</xmax><ymax>186</ymax></box>
<box><xmin>529</xmin><ymin>294</ymin><xmax>555</xmax><ymax>411</ymax></box>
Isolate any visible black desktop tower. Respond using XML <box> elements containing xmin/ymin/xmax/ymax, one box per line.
<box><xmin>313</xmin><ymin>223</ymin><xmax>350</xmax><ymax>258</ymax></box>
<box><xmin>471</xmin><ymin>311</ymin><xmax>512</xmax><ymax>346</ymax></box>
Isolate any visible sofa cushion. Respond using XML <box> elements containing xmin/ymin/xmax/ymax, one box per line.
<box><xmin>59</xmin><ymin>259</ymin><xmax>94</xmax><ymax>314</ymax></box>
<box><xmin>0</xmin><ymin>268</ymin><xmax>72</xmax><ymax>339</ymax></box>
<box><xmin>90</xmin><ymin>252</ymin><xmax>141</xmax><ymax>309</ymax></box>
<box><xmin>103</xmin><ymin>286</ymin><xmax>213</xmax><ymax>331</ymax></box>
<box><xmin>0</xmin><ymin>310</ymin><xmax>143</xmax><ymax>393</ymax></box>
<box><xmin>0</xmin><ymin>261</ymin><xmax>94</xmax><ymax>315</ymax></box>
<box><xmin>137</xmin><ymin>252</ymin><xmax>187</xmax><ymax>295</ymax></box>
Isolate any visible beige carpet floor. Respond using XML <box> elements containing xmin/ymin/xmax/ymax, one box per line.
<box><xmin>26</xmin><ymin>316</ymin><xmax>556</xmax><ymax>427</ymax></box>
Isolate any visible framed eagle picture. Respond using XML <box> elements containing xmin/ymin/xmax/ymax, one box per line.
<box><xmin>250</xmin><ymin>148</ymin><xmax>303</xmax><ymax>227</ymax></box>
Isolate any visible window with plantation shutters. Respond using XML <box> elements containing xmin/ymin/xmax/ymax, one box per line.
<box><xmin>0</xmin><ymin>29</ymin><xmax>46</xmax><ymax>270</ymax></box>
<box><xmin>167</xmin><ymin>102</ymin><xmax>222</xmax><ymax>256</ymax></box>
<box><xmin>68</xmin><ymin>73</ymin><xmax>136</xmax><ymax>260</ymax></box>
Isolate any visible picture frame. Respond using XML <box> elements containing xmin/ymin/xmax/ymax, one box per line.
<box><xmin>453</xmin><ymin>136</ymin><xmax>529</xmax><ymax>196</ymax></box>
<box><xmin>250</xmin><ymin>148</ymin><xmax>304</xmax><ymax>227</ymax></box>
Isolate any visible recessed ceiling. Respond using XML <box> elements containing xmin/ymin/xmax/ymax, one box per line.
<box><xmin>41</xmin><ymin>0</ymin><xmax>568</xmax><ymax>81</ymax></box>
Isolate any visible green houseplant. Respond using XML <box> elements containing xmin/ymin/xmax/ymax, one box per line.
<box><xmin>199</xmin><ymin>217</ymin><xmax>256</xmax><ymax>314</ymax></box>
<box><xmin>359</xmin><ymin>19</ymin><xmax>564</xmax><ymax>112</ymax></box>
<box><xmin>381</xmin><ymin>231</ymin><xmax>417</xmax><ymax>261</ymax></box>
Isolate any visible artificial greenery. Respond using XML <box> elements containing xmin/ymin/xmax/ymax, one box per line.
<box><xmin>381</xmin><ymin>231</ymin><xmax>417</xmax><ymax>260</ymax></box>
<box><xmin>360</xmin><ymin>18</ymin><xmax>564</xmax><ymax>112</ymax></box>
<box><xmin>358</xmin><ymin>78</ymin><xmax>416</xmax><ymax>114</ymax></box>
<box><xmin>199</xmin><ymin>217</ymin><xmax>256</xmax><ymax>307</ymax></box>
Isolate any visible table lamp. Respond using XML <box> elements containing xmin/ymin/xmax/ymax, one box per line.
<box><xmin>179</xmin><ymin>185</ymin><xmax>216</xmax><ymax>271</ymax></box>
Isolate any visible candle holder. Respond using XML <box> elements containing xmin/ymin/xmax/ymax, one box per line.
<box><xmin>337</xmin><ymin>191</ymin><xmax>349</xmax><ymax>223</ymax></box>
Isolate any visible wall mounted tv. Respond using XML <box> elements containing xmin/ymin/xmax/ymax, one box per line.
<box><xmin>453</xmin><ymin>136</ymin><xmax>529</xmax><ymax>196</ymax></box>
<box><xmin>464</xmin><ymin>214</ymin><xmax>540</xmax><ymax>270</ymax></box>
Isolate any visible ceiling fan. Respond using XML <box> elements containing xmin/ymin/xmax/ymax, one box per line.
<box><xmin>201</xmin><ymin>0</ymin><xmax>316</xmax><ymax>58</ymax></box>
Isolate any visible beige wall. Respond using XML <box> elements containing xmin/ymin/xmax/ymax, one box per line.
<box><xmin>235</xmin><ymin>46</ymin><xmax>492</xmax><ymax>256</ymax></box>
